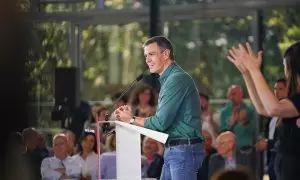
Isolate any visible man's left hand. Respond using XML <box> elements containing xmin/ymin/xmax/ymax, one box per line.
<box><xmin>115</xmin><ymin>105</ymin><xmax>133</xmax><ymax>123</ymax></box>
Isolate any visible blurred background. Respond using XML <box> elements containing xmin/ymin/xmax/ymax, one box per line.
<box><xmin>9</xmin><ymin>0</ymin><xmax>300</xmax><ymax>180</ymax></box>
<box><xmin>23</xmin><ymin>0</ymin><xmax>299</xmax><ymax>128</ymax></box>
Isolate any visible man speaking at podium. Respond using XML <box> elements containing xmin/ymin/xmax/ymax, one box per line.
<box><xmin>115</xmin><ymin>36</ymin><xmax>204</xmax><ymax>180</ymax></box>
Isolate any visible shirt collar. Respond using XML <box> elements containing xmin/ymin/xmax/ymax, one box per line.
<box><xmin>54</xmin><ymin>155</ymin><xmax>70</xmax><ymax>161</ymax></box>
<box><xmin>159</xmin><ymin>62</ymin><xmax>176</xmax><ymax>84</ymax></box>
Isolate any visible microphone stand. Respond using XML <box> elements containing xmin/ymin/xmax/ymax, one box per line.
<box><xmin>102</xmin><ymin>73</ymin><xmax>144</xmax><ymax>135</ymax></box>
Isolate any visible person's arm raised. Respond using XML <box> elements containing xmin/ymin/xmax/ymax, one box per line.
<box><xmin>227</xmin><ymin>44</ymin><xmax>268</xmax><ymax>116</ymax></box>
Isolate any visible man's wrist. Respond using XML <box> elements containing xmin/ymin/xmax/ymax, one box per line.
<box><xmin>134</xmin><ymin>117</ymin><xmax>145</xmax><ymax>127</ymax></box>
<box><xmin>129</xmin><ymin>116</ymin><xmax>136</xmax><ymax>124</ymax></box>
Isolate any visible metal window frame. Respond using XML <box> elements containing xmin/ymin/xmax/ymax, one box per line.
<box><xmin>26</xmin><ymin>0</ymin><xmax>300</xmax><ymax>25</ymax></box>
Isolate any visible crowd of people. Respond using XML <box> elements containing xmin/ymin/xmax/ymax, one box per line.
<box><xmin>5</xmin><ymin>37</ymin><xmax>300</xmax><ymax>180</ymax></box>
<box><xmin>6</xmin><ymin>82</ymin><xmax>262</xmax><ymax>180</ymax></box>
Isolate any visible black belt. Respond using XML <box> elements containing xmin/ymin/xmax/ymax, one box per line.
<box><xmin>166</xmin><ymin>138</ymin><xmax>203</xmax><ymax>147</ymax></box>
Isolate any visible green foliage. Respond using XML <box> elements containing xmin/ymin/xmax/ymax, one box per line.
<box><xmin>29</xmin><ymin>2</ymin><xmax>300</xmax><ymax>126</ymax></box>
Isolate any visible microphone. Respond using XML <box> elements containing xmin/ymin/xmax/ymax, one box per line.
<box><xmin>102</xmin><ymin>72</ymin><xmax>144</xmax><ymax>134</ymax></box>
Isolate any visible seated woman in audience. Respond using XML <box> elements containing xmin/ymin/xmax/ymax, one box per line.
<box><xmin>83</xmin><ymin>106</ymin><xmax>110</xmax><ymax>153</ymax></box>
<box><xmin>197</xmin><ymin>130</ymin><xmax>217</xmax><ymax>180</ymax></box>
<box><xmin>146</xmin><ymin>139</ymin><xmax>164</xmax><ymax>179</ymax></box>
<box><xmin>72</xmin><ymin>129</ymin><xmax>98</xmax><ymax>180</ymax></box>
<box><xmin>128</xmin><ymin>83</ymin><xmax>157</xmax><ymax>117</ymax></box>
<box><xmin>100</xmin><ymin>133</ymin><xmax>150</xmax><ymax>179</ymax></box>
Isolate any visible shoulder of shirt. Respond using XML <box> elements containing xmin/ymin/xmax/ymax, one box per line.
<box><xmin>71</xmin><ymin>153</ymin><xmax>81</xmax><ymax>159</ymax></box>
<box><xmin>167</xmin><ymin>70</ymin><xmax>192</xmax><ymax>84</ymax></box>
<box><xmin>210</xmin><ymin>153</ymin><xmax>223</xmax><ymax>161</ymax></box>
<box><xmin>42</xmin><ymin>156</ymin><xmax>59</xmax><ymax>163</ymax></box>
<box><xmin>220</xmin><ymin>103</ymin><xmax>231</xmax><ymax>112</ymax></box>
<box><xmin>42</xmin><ymin>156</ymin><xmax>54</xmax><ymax>161</ymax></box>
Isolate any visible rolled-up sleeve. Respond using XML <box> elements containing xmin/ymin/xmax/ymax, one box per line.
<box><xmin>144</xmin><ymin>74</ymin><xmax>190</xmax><ymax>131</ymax></box>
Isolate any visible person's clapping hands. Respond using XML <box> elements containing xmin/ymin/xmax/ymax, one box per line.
<box><xmin>114</xmin><ymin>105</ymin><xmax>133</xmax><ymax>123</ymax></box>
<box><xmin>226</xmin><ymin>42</ymin><xmax>263</xmax><ymax>73</ymax></box>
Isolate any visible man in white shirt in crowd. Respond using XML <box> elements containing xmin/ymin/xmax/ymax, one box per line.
<box><xmin>41</xmin><ymin>133</ymin><xmax>81</xmax><ymax>180</ymax></box>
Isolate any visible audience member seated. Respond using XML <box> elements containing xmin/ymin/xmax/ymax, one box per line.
<box><xmin>6</xmin><ymin>132</ymin><xmax>30</xmax><ymax>180</ymax></box>
<box><xmin>128</xmin><ymin>83</ymin><xmax>157</xmax><ymax>117</ymax></box>
<box><xmin>91</xmin><ymin>103</ymin><xmax>102</xmax><ymax>121</ymax></box>
<box><xmin>211</xmin><ymin>166</ymin><xmax>255</xmax><ymax>180</ymax></box>
<box><xmin>41</xmin><ymin>133</ymin><xmax>81</xmax><ymax>180</ymax></box>
<box><xmin>72</xmin><ymin>129</ymin><xmax>98</xmax><ymax>180</ymax></box>
<box><xmin>219</xmin><ymin>85</ymin><xmax>256</xmax><ymax>150</ymax></box>
<box><xmin>61</xmin><ymin>129</ymin><xmax>77</xmax><ymax>156</ymax></box>
<box><xmin>23</xmin><ymin>127</ymin><xmax>49</xmax><ymax>180</ymax></box>
<box><xmin>255</xmin><ymin>78</ymin><xmax>287</xmax><ymax>180</ymax></box>
<box><xmin>84</xmin><ymin>106</ymin><xmax>112</xmax><ymax>132</ymax></box>
<box><xmin>100</xmin><ymin>133</ymin><xmax>150</xmax><ymax>179</ymax></box>
<box><xmin>199</xmin><ymin>93</ymin><xmax>219</xmax><ymax>146</ymax></box>
<box><xmin>208</xmin><ymin>131</ymin><xmax>252</xmax><ymax>179</ymax></box>
<box><xmin>83</xmin><ymin>106</ymin><xmax>111</xmax><ymax>151</ymax></box>
<box><xmin>142</xmin><ymin>137</ymin><xmax>160</xmax><ymax>162</ymax></box>
<box><xmin>37</xmin><ymin>132</ymin><xmax>52</xmax><ymax>157</ymax></box>
<box><xmin>146</xmin><ymin>139</ymin><xmax>164</xmax><ymax>179</ymax></box>
<box><xmin>111</xmin><ymin>91</ymin><xmax>128</xmax><ymax>109</ymax></box>
<box><xmin>197</xmin><ymin>130</ymin><xmax>217</xmax><ymax>180</ymax></box>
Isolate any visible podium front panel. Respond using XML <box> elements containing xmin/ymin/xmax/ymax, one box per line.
<box><xmin>116</xmin><ymin>123</ymin><xmax>142</xmax><ymax>180</ymax></box>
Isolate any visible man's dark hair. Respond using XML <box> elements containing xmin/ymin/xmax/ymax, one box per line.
<box><xmin>143</xmin><ymin>36</ymin><xmax>174</xmax><ymax>60</ymax></box>
<box><xmin>276</xmin><ymin>78</ymin><xmax>286</xmax><ymax>86</ymax></box>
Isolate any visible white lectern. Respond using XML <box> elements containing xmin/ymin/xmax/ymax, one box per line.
<box><xmin>99</xmin><ymin>121</ymin><xmax>168</xmax><ymax>180</ymax></box>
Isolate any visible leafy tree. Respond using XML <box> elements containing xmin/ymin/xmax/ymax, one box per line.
<box><xmin>28</xmin><ymin>1</ymin><xmax>300</xmax><ymax>127</ymax></box>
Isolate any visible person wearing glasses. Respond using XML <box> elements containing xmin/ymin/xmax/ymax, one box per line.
<box><xmin>115</xmin><ymin>36</ymin><xmax>204</xmax><ymax>180</ymax></box>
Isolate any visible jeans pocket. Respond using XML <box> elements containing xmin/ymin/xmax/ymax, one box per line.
<box><xmin>167</xmin><ymin>143</ymin><xmax>204</xmax><ymax>170</ymax></box>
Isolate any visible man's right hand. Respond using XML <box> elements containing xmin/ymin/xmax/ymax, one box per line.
<box><xmin>255</xmin><ymin>139</ymin><xmax>267</xmax><ymax>151</ymax></box>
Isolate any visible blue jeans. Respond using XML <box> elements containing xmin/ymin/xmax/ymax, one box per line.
<box><xmin>160</xmin><ymin>143</ymin><xmax>204</xmax><ymax>180</ymax></box>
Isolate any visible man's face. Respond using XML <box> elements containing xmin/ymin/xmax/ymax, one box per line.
<box><xmin>142</xmin><ymin>137</ymin><xmax>158</xmax><ymax>155</ymax></box>
<box><xmin>227</xmin><ymin>87</ymin><xmax>243</xmax><ymax>105</ymax></box>
<box><xmin>199</xmin><ymin>95</ymin><xmax>209</xmax><ymax>111</ymax></box>
<box><xmin>65</xmin><ymin>133</ymin><xmax>75</xmax><ymax>154</ymax></box>
<box><xmin>54</xmin><ymin>136</ymin><xmax>68</xmax><ymax>158</ymax></box>
<box><xmin>274</xmin><ymin>82</ymin><xmax>287</xmax><ymax>100</ymax></box>
<box><xmin>216</xmin><ymin>134</ymin><xmax>235</xmax><ymax>157</ymax></box>
<box><xmin>144</xmin><ymin>43</ymin><xmax>169</xmax><ymax>74</ymax></box>
<box><xmin>139</xmin><ymin>89</ymin><xmax>152</xmax><ymax>104</ymax></box>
